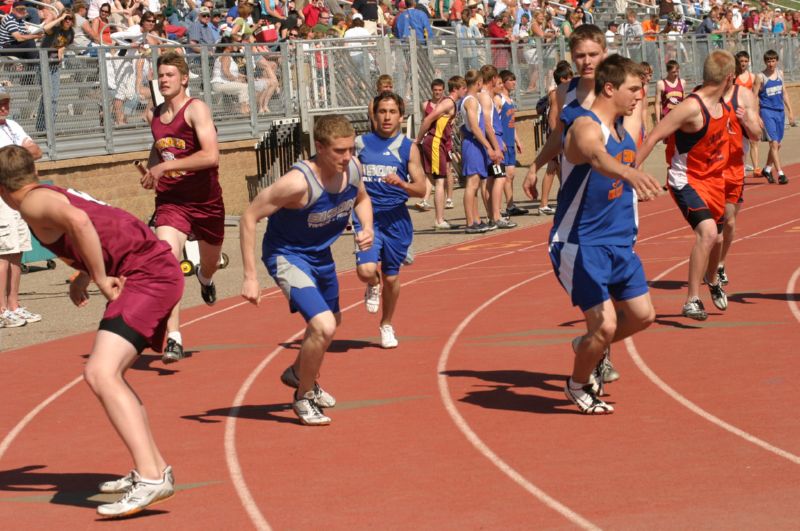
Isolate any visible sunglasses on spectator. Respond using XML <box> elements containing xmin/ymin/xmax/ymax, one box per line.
<box><xmin>200</xmin><ymin>13</ymin><xmax>210</xmax><ymax>17</ymax></box>
<box><xmin>100</xmin><ymin>8</ymin><xmax>111</xmax><ymax>13</ymax></box>
<box><xmin>289</xmin><ymin>32</ymin><xmax>299</xmax><ymax>37</ymax></box>
<box><xmin>143</xmin><ymin>17</ymin><xmax>156</xmax><ymax>22</ymax></box>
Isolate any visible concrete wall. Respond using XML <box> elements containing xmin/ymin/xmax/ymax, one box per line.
<box><xmin>37</xmin><ymin>139</ymin><xmax>256</xmax><ymax>220</ymax></box>
<box><xmin>36</xmin><ymin>82</ymin><xmax>800</xmax><ymax>219</ymax></box>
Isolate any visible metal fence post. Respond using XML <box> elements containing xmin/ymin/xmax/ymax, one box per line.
<box><xmin>378</xmin><ymin>35</ymin><xmax>391</xmax><ymax>74</ymax></box>
<box><xmin>200</xmin><ymin>45</ymin><xmax>213</xmax><ymax>107</ymax></box>
<box><xmin>510</xmin><ymin>40</ymin><xmax>521</xmax><ymax>101</ymax></box>
<box><xmin>455</xmin><ymin>34</ymin><xmax>464</xmax><ymax>72</ymax></box>
<box><xmin>296</xmin><ymin>41</ymin><xmax>310</xmax><ymax>136</ymax></box>
<box><xmin>409</xmin><ymin>33</ymin><xmax>421</xmax><ymax>138</ymax></box>
<box><xmin>281</xmin><ymin>43</ymin><xmax>294</xmax><ymax>118</ymax></box>
<box><xmin>96</xmin><ymin>49</ymin><xmax>114</xmax><ymax>154</ymax></box>
<box><xmin>243</xmin><ymin>44</ymin><xmax>258</xmax><ymax>135</ymax></box>
<box><xmin>38</xmin><ymin>48</ymin><xmax>57</xmax><ymax>159</ymax></box>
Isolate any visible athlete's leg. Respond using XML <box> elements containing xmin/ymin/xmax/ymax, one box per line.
<box><xmin>540</xmin><ymin>160</ymin><xmax>558</xmax><ymax>211</ymax></box>
<box><xmin>83</xmin><ymin>331</ymin><xmax>167</xmax><ymax>480</ymax></box>
<box><xmin>197</xmin><ymin>240</ymin><xmax>222</xmax><ymax>280</ymax></box>
<box><xmin>719</xmin><ymin>202</ymin><xmax>741</xmax><ymax>267</ymax></box>
<box><xmin>504</xmin><ymin>164</ymin><xmax>515</xmax><ymax>210</ymax></box>
<box><xmin>769</xmin><ymin>140</ymin><xmax>783</xmax><ymax>174</ymax></box>
<box><xmin>749</xmin><ymin>141</ymin><xmax>760</xmax><ymax>172</ymax></box>
<box><xmin>380</xmin><ymin>274</ymin><xmax>400</xmax><ymax>326</ymax></box>
<box><xmin>296</xmin><ymin>310</ymin><xmax>337</xmax><ymax>397</ymax></box>
<box><xmin>0</xmin><ymin>256</ymin><xmax>8</xmax><ymax>309</ymax></box>
<box><xmin>463</xmin><ymin>174</ymin><xmax>480</xmax><ymax>226</ymax></box>
<box><xmin>432</xmin><ymin>175</ymin><xmax>446</xmax><ymax>225</ymax></box>
<box><xmin>572</xmin><ymin>300</ymin><xmax>617</xmax><ymax>384</ymax></box>
<box><xmin>155</xmin><ymin>226</ymin><xmax>189</xmax><ymax>334</ymax></box>
<box><xmin>5</xmin><ymin>252</ymin><xmax>21</xmax><ymax>309</ymax></box>
<box><xmin>687</xmin><ymin>218</ymin><xmax>718</xmax><ymax>301</ymax></box>
<box><xmin>611</xmin><ymin>292</ymin><xmax>656</xmax><ymax>343</ymax></box>
<box><xmin>356</xmin><ymin>261</ymin><xmax>379</xmax><ymax>287</ymax></box>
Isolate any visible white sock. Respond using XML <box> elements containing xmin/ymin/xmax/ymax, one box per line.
<box><xmin>168</xmin><ymin>331</ymin><xmax>183</xmax><ymax>345</ymax></box>
<box><xmin>197</xmin><ymin>268</ymin><xmax>212</xmax><ymax>286</ymax></box>
<box><xmin>764</xmin><ymin>165</ymin><xmax>773</xmax><ymax>173</ymax></box>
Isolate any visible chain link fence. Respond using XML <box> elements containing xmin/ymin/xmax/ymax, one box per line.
<box><xmin>1</xmin><ymin>33</ymin><xmax>799</xmax><ymax>161</ymax></box>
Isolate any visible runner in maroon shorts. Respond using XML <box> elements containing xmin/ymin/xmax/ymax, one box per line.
<box><xmin>143</xmin><ymin>51</ymin><xmax>224</xmax><ymax>364</ymax></box>
<box><xmin>0</xmin><ymin>145</ymin><xmax>183</xmax><ymax>518</ymax></box>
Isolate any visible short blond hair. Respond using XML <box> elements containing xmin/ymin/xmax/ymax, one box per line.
<box><xmin>157</xmin><ymin>51</ymin><xmax>189</xmax><ymax>78</ymax></box>
<box><xmin>0</xmin><ymin>146</ymin><xmax>38</xmax><ymax>192</ymax></box>
<box><xmin>314</xmin><ymin>115</ymin><xmax>355</xmax><ymax>145</ymax></box>
<box><xmin>703</xmin><ymin>50</ymin><xmax>735</xmax><ymax>85</ymax></box>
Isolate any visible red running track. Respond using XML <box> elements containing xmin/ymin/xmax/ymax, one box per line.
<box><xmin>1</xmin><ymin>173</ymin><xmax>799</xmax><ymax>529</ymax></box>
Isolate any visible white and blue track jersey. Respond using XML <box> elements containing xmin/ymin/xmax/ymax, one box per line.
<box><xmin>356</xmin><ymin>132</ymin><xmax>413</xmax><ymax>212</ymax></box>
<box><xmin>499</xmin><ymin>94</ymin><xmax>516</xmax><ymax>146</ymax></box>
<box><xmin>758</xmin><ymin>71</ymin><xmax>785</xmax><ymax>112</ymax></box>
<box><xmin>560</xmin><ymin>77</ymin><xmax>591</xmax><ymax>131</ymax></box>
<box><xmin>460</xmin><ymin>94</ymin><xmax>485</xmax><ymax>139</ymax></box>
<box><xmin>551</xmin><ymin>111</ymin><xmax>639</xmax><ymax>247</ymax></box>
<box><xmin>263</xmin><ymin>159</ymin><xmax>361</xmax><ymax>258</ymax></box>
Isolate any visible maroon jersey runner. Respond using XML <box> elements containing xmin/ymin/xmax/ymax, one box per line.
<box><xmin>34</xmin><ymin>185</ymin><xmax>184</xmax><ymax>352</ymax></box>
<box><xmin>150</xmin><ymin>98</ymin><xmax>225</xmax><ymax>245</ymax></box>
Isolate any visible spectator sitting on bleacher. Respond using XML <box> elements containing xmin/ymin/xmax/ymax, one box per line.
<box><xmin>187</xmin><ymin>5</ymin><xmax>219</xmax><ymax>51</ymax></box>
<box><xmin>311</xmin><ymin>8</ymin><xmax>330</xmax><ymax>35</ymax></box>
<box><xmin>0</xmin><ymin>1</ymin><xmax>45</xmax><ymax>60</ymax></box>
<box><xmin>211</xmin><ymin>35</ymin><xmax>250</xmax><ymax>114</ymax></box>
<box><xmin>72</xmin><ymin>1</ymin><xmax>102</xmax><ymax>52</ymax></box>
<box><xmin>89</xmin><ymin>2</ymin><xmax>113</xmax><ymax>44</ymax></box>
<box><xmin>301</xmin><ymin>0</ymin><xmax>323</xmax><ymax>27</ymax></box>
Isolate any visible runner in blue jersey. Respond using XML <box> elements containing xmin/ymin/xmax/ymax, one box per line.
<box><xmin>355</xmin><ymin>92</ymin><xmax>426</xmax><ymax>349</ymax></box>
<box><xmin>460</xmin><ymin>69</ymin><xmax>499</xmax><ymax>233</ymax></box>
<box><xmin>550</xmin><ymin>55</ymin><xmax>661</xmax><ymax>415</ymax></box>
<box><xmin>753</xmin><ymin>49</ymin><xmax>796</xmax><ymax>185</ymax></box>
<box><xmin>497</xmin><ymin>70</ymin><xmax>529</xmax><ymax>218</ymax></box>
<box><xmin>240</xmin><ymin>114</ymin><xmax>374</xmax><ymax>426</ymax></box>
<box><xmin>478</xmin><ymin>64</ymin><xmax>515</xmax><ymax>230</ymax></box>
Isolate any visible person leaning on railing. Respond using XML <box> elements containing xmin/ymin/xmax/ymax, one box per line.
<box><xmin>36</xmin><ymin>10</ymin><xmax>75</xmax><ymax>132</ymax></box>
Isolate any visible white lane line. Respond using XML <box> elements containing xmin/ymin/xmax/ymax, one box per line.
<box><xmin>0</xmin><ymin>376</ymin><xmax>83</xmax><ymax>461</ymax></box>
<box><xmin>626</xmin><ymin>216</ymin><xmax>800</xmax><ymax>465</ymax></box>
<box><xmin>787</xmin><ymin>267</ymin><xmax>800</xmax><ymax>324</ymax></box>
<box><xmin>437</xmin><ymin>272</ymin><xmax>601</xmax><ymax>531</ymax></box>
<box><xmin>225</xmin><ymin>248</ymin><xmax>534</xmax><ymax>530</ymax></box>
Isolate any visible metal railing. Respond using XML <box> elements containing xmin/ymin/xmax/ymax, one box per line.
<box><xmin>1</xmin><ymin>32</ymin><xmax>799</xmax><ymax>161</ymax></box>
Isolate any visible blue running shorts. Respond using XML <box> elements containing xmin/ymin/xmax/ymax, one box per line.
<box><xmin>503</xmin><ymin>145</ymin><xmax>516</xmax><ymax>167</ymax></box>
<box><xmin>549</xmin><ymin>242</ymin><xmax>649</xmax><ymax>312</ymax></box>
<box><xmin>761</xmin><ymin>109</ymin><xmax>785</xmax><ymax>143</ymax></box>
<box><xmin>461</xmin><ymin>136</ymin><xmax>488</xmax><ymax>179</ymax></box>
<box><xmin>354</xmin><ymin>204</ymin><xmax>413</xmax><ymax>276</ymax></box>
<box><xmin>263</xmin><ymin>253</ymin><xmax>340</xmax><ymax>321</ymax></box>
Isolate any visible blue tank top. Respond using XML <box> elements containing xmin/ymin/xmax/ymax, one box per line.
<box><xmin>560</xmin><ymin>77</ymin><xmax>592</xmax><ymax>131</ymax></box>
<box><xmin>459</xmin><ymin>94</ymin><xmax>485</xmax><ymax>140</ymax></box>
<box><xmin>759</xmin><ymin>72</ymin><xmax>784</xmax><ymax>112</ymax></box>
<box><xmin>551</xmin><ymin>111</ymin><xmax>639</xmax><ymax>247</ymax></box>
<box><xmin>262</xmin><ymin>159</ymin><xmax>361</xmax><ymax>259</ymax></box>
<box><xmin>489</xmin><ymin>96</ymin><xmax>505</xmax><ymax>152</ymax></box>
<box><xmin>355</xmin><ymin>132</ymin><xmax>413</xmax><ymax>212</ymax></box>
<box><xmin>499</xmin><ymin>94</ymin><xmax>516</xmax><ymax>147</ymax></box>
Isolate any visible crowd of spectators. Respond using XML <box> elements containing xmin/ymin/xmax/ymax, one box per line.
<box><xmin>1</xmin><ymin>0</ymin><xmax>799</xmax><ymax>127</ymax></box>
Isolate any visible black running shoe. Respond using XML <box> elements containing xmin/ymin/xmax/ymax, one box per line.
<box><xmin>717</xmin><ymin>265</ymin><xmax>729</xmax><ymax>286</ymax></box>
<box><xmin>708</xmin><ymin>282</ymin><xmax>728</xmax><ymax>311</ymax></box>
<box><xmin>763</xmin><ymin>168</ymin><xmax>775</xmax><ymax>184</ymax></box>
<box><xmin>506</xmin><ymin>204</ymin><xmax>529</xmax><ymax>216</ymax></box>
<box><xmin>196</xmin><ymin>267</ymin><xmax>216</xmax><ymax>306</ymax></box>
<box><xmin>778</xmin><ymin>173</ymin><xmax>789</xmax><ymax>185</ymax></box>
<box><xmin>162</xmin><ymin>338</ymin><xmax>185</xmax><ymax>364</ymax></box>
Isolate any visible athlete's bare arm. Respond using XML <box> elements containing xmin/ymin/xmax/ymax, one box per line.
<box><xmin>352</xmin><ymin>178</ymin><xmax>374</xmax><ymax>252</ymax></box>
<box><xmin>239</xmin><ymin>169</ymin><xmax>310</xmax><ymax>305</ymax></box>
<box><xmin>414</xmin><ymin>98</ymin><xmax>455</xmax><ymax>144</ymax></box>
<box><xmin>523</xmin><ymin>82</ymin><xmax>568</xmax><ymax>199</ymax></box>
<box><xmin>567</xmin><ymin>117</ymin><xmax>661</xmax><ymax>200</ymax></box>
<box><xmin>636</xmin><ymin>97</ymin><xmax>703</xmax><ymax>166</ymax></box>
<box><xmin>654</xmin><ymin>80</ymin><xmax>665</xmax><ymax>122</ymax></box>
<box><xmin>782</xmin><ymin>74</ymin><xmax>795</xmax><ymax>124</ymax></box>
<box><xmin>477</xmin><ymin>91</ymin><xmax>502</xmax><ymax>162</ymax></box>
<box><xmin>736</xmin><ymin>88</ymin><xmax>763</xmax><ymax>140</ymax></box>
<box><xmin>385</xmin><ymin>142</ymin><xmax>427</xmax><ymax>198</ymax></box>
<box><xmin>19</xmin><ymin>188</ymin><xmax>124</xmax><ymax>302</ymax></box>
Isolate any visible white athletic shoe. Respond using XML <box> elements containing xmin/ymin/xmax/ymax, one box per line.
<box><xmin>293</xmin><ymin>390</ymin><xmax>332</xmax><ymax>426</ymax></box>
<box><xmin>96</xmin><ymin>467</ymin><xmax>175</xmax><ymax>518</ymax></box>
<box><xmin>14</xmin><ymin>307</ymin><xmax>42</xmax><ymax>323</ymax></box>
<box><xmin>0</xmin><ymin>309</ymin><xmax>26</xmax><ymax>328</ymax></box>
<box><xmin>279</xmin><ymin>366</ymin><xmax>336</xmax><ymax>408</ymax></box>
<box><xmin>364</xmin><ymin>283</ymin><xmax>381</xmax><ymax>314</ymax></box>
<box><xmin>98</xmin><ymin>471</ymin><xmax>135</xmax><ymax>494</ymax></box>
<box><xmin>379</xmin><ymin>324</ymin><xmax>398</xmax><ymax>349</ymax></box>
<box><xmin>564</xmin><ymin>378</ymin><xmax>614</xmax><ymax>415</ymax></box>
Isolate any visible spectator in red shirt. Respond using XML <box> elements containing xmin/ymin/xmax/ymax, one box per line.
<box><xmin>302</xmin><ymin>0</ymin><xmax>325</xmax><ymax>27</ymax></box>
